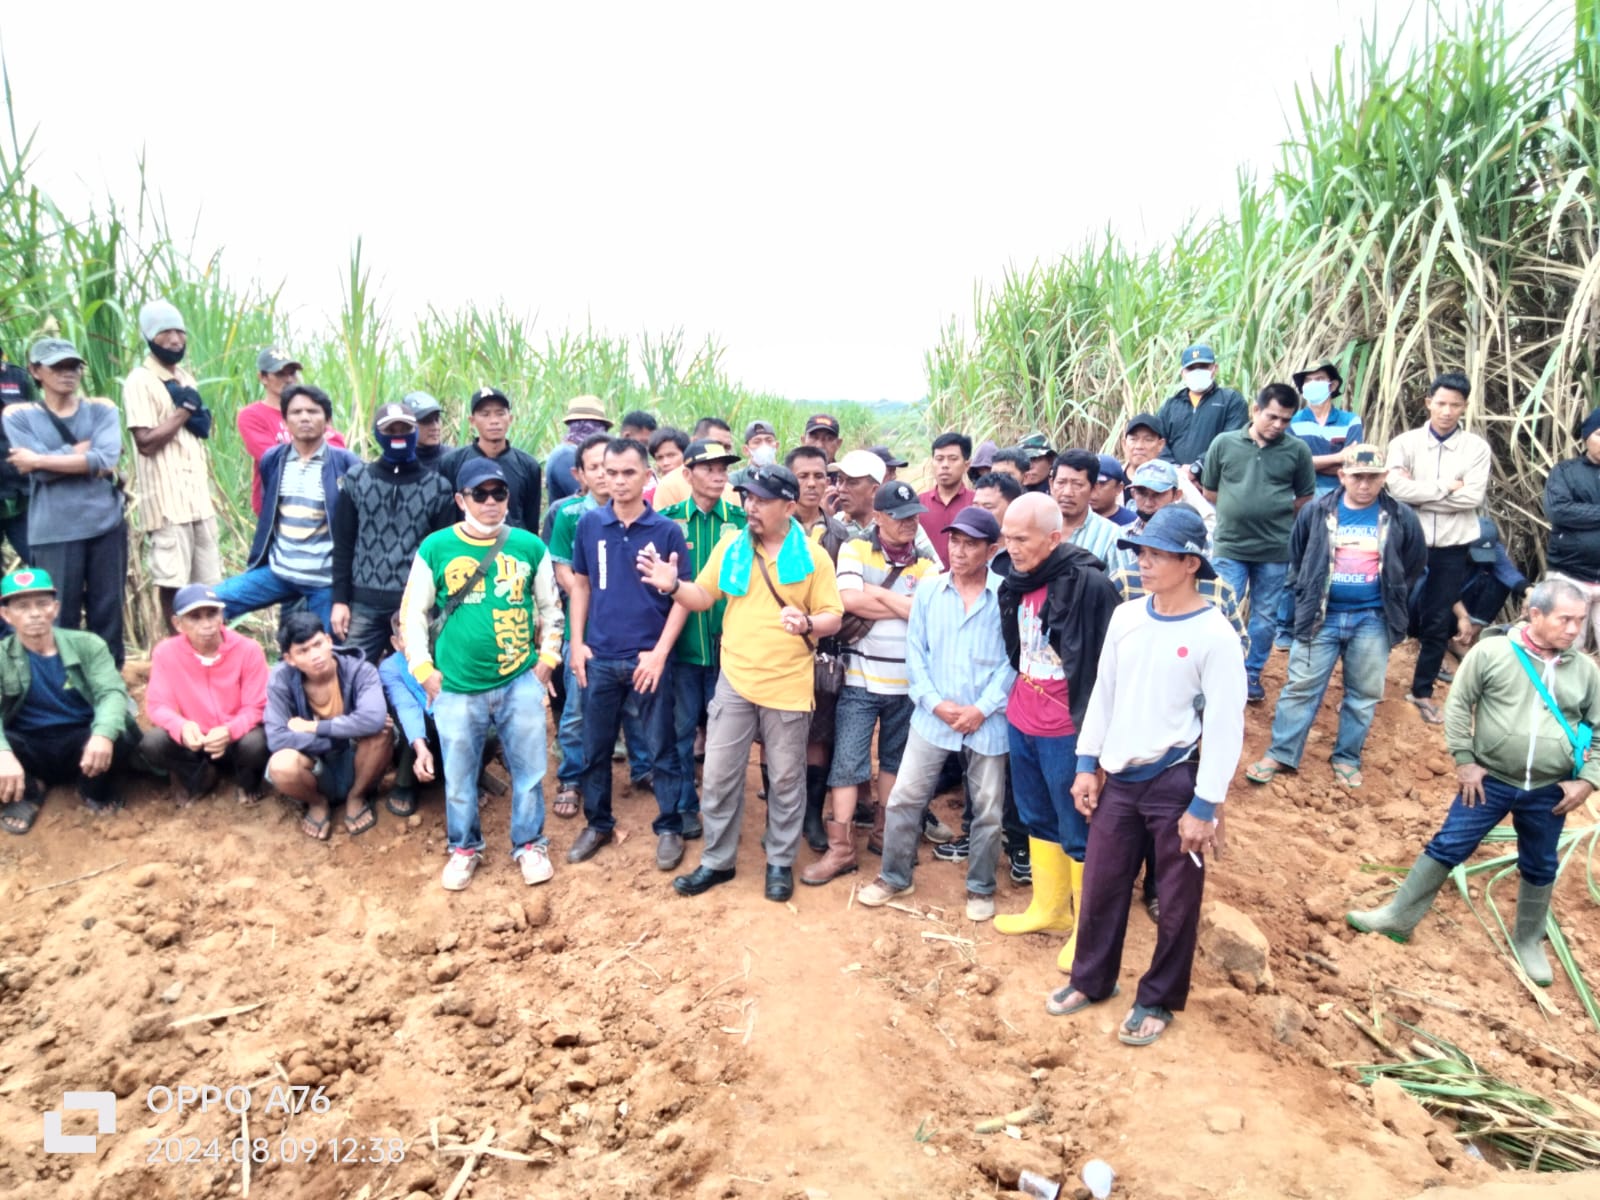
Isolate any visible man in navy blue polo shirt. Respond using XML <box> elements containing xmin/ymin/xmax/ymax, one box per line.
<box><xmin>567</xmin><ymin>438</ymin><xmax>692</xmax><ymax>870</ymax></box>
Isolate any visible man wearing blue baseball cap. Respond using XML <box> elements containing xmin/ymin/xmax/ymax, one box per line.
<box><xmin>1155</xmin><ymin>344</ymin><xmax>1250</xmax><ymax>480</ymax></box>
<box><xmin>857</xmin><ymin>506</ymin><xmax>1016</xmax><ymax>919</ymax></box>
<box><xmin>1049</xmin><ymin>505</ymin><xmax>1247</xmax><ymax>1047</ymax></box>
<box><xmin>1090</xmin><ymin>454</ymin><xmax>1136</xmax><ymax>528</ymax></box>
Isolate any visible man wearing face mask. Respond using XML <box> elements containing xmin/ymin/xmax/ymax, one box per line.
<box><xmin>123</xmin><ymin>300</ymin><xmax>221</xmax><ymax>629</ymax></box>
<box><xmin>330</xmin><ymin>403</ymin><xmax>457</xmax><ymax>663</ymax></box>
<box><xmin>1289</xmin><ymin>360</ymin><xmax>1363</xmax><ymax>495</ymax></box>
<box><xmin>405</xmin><ymin>392</ymin><xmax>452</xmax><ymax>472</ymax></box>
<box><xmin>1156</xmin><ymin>344</ymin><xmax>1250</xmax><ymax>482</ymax></box>
<box><xmin>543</xmin><ymin>395</ymin><xmax>612</xmax><ymax>506</ymax></box>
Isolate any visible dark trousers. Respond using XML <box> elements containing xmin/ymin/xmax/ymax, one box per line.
<box><xmin>8</xmin><ymin>721</ymin><xmax>130</xmax><ymax>806</ymax></box>
<box><xmin>343</xmin><ymin>601</ymin><xmax>396</xmax><ymax>665</ymax></box>
<box><xmin>580</xmin><ymin>655</ymin><xmax>682</xmax><ymax>835</ymax></box>
<box><xmin>1425</xmin><ymin>775</ymin><xmax>1566</xmax><ymax>886</ymax></box>
<box><xmin>1071</xmin><ymin>761</ymin><xmax>1206</xmax><ymax>1012</ymax></box>
<box><xmin>1412</xmin><ymin>544</ymin><xmax>1472</xmax><ymax>698</ymax></box>
<box><xmin>140</xmin><ymin>725</ymin><xmax>269</xmax><ymax>797</ymax></box>
<box><xmin>0</xmin><ymin>505</ymin><xmax>30</xmax><ymax>568</ymax></box>
<box><xmin>31</xmin><ymin>522</ymin><xmax>128</xmax><ymax>669</ymax></box>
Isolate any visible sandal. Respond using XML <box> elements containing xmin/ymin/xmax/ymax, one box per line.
<box><xmin>344</xmin><ymin>803</ymin><xmax>378</xmax><ymax>837</ymax></box>
<box><xmin>1405</xmin><ymin>694</ymin><xmax>1444</xmax><ymax>725</ymax></box>
<box><xmin>1046</xmin><ymin>982</ymin><xmax>1119</xmax><ymax>1017</ymax></box>
<box><xmin>1332</xmin><ymin>762</ymin><xmax>1364</xmax><ymax>789</ymax></box>
<box><xmin>1118</xmin><ymin>1003</ymin><xmax>1174</xmax><ymax>1047</ymax></box>
<box><xmin>301</xmin><ymin>813</ymin><xmax>332</xmax><ymax>841</ymax></box>
<box><xmin>81</xmin><ymin>794</ymin><xmax>123</xmax><ymax>814</ymax></box>
<box><xmin>1</xmin><ymin>799</ymin><xmax>41</xmax><ymax>835</ymax></box>
<box><xmin>553</xmin><ymin>787</ymin><xmax>581</xmax><ymax>820</ymax></box>
<box><xmin>1244</xmin><ymin>757</ymin><xmax>1286</xmax><ymax>785</ymax></box>
<box><xmin>385</xmin><ymin>788</ymin><xmax>417</xmax><ymax>818</ymax></box>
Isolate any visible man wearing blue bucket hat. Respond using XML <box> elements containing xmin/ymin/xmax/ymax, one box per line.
<box><xmin>1047</xmin><ymin>505</ymin><xmax>1247</xmax><ymax>1048</ymax></box>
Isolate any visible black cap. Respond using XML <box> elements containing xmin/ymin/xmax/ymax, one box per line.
<box><xmin>739</xmin><ymin>464</ymin><xmax>799</xmax><ymax>502</ymax></box>
<box><xmin>1126</xmin><ymin>412</ymin><xmax>1164</xmax><ymax>438</ymax></box>
<box><xmin>470</xmin><ymin>386</ymin><xmax>511</xmax><ymax>412</ymax></box>
<box><xmin>683</xmin><ymin>438</ymin><xmax>741</xmax><ymax>468</ymax></box>
<box><xmin>804</xmin><ymin>414</ymin><xmax>841</xmax><ymax>436</ymax></box>
<box><xmin>874</xmin><ymin>480</ymin><xmax>927</xmax><ymax>519</ymax></box>
<box><xmin>870</xmin><ymin>445</ymin><xmax>909</xmax><ymax>468</ymax></box>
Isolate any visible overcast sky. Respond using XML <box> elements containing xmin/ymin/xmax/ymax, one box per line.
<box><xmin>0</xmin><ymin>0</ymin><xmax>1565</xmax><ymax>402</ymax></box>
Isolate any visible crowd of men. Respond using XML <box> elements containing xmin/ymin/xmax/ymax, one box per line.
<box><xmin>1</xmin><ymin>319</ymin><xmax>1595</xmax><ymax>1049</ymax></box>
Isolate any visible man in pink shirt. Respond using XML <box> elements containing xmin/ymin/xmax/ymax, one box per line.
<box><xmin>919</xmin><ymin>432</ymin><xmax>974</xmax><ymax>564</ymax></box>
<box><xmin>140</xmin><ymin>584</ymin><xmax>270</xmax><ymax>806</ymax></box>
<box><xmin>238</xmin><ymin>348</ymin><xmax>345</xmax><ymax>514</ymax></box>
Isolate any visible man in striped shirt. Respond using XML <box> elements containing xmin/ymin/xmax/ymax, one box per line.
<box><xmin>802</xmin><ymin>481</ymin><xmax>941</xmax><ymax>884</ymax></box>
<box><xmin>215</xmin><ymin>386</ymin><xmax>359</xmax><ymax>633</ymax></box>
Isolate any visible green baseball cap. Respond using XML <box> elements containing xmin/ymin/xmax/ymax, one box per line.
<box><xmin>0</xmin><ymin>568</ymin><xmax>56</xmax><ymax>600</ymax></box>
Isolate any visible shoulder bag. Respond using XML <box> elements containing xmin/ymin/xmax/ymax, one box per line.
<box><xmin>36</xmin><ymin>402</ymin><xmax>128</xmax><ymax>512</ymax></box>
<box><xmin>427</xmin><ymin>527</ymin><xmax>509</xmax><ymax>653</ymax></box>
<box><xmin>753</xmin><ymin>551</ymin><xmax>842</xmax><ymax>697</ymax></box>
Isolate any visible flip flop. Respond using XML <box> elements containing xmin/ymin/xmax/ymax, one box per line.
<box><xmin>0</xmin><ymin>799</ymin><xmax>41</xmax><ymax>835</ymax></box>
<box><xmin>301</xmin><ymin>813</ymin><xmax>332</xmax><ymax>841</ymax></box>
<box><xmin>1046</xmin><ymin>981</ymin><xmax>1119</xmax><ymax>1017</ymax></box>
<box><xmin>1118</xmin><ymin>1004</ymin><xmax>1174</xmax><ymax>1047</ymax></box>
<box><xmin>81</xmin><ymin>794</ymin><xmax>123</xmax><ymax>814</ymax></box>
<box><xmin>385</xmin><ymin>789</ymin><xmax>417</xmax><ymax>818</ymax></box>
<box><xmin>553</xmin><ymin>788</ymin><xmax>581</xmax><ymax>819</ymax></box>
<box><xmin>1405</xmin><ymin>694</ymin><xmax>1445</xmax><ymax>725</ymax></box>
<box><xmin>344</xmin><ymin>803</ymin><xmax>378</xmax><ymax>837</ymax></box>
<box><xmin>1332</xmin><ymin>762</ymin><xmax>1364</xmax><ymax>788</ymax></box>
<box><xmin>1244</xmin><ymin>757</ymin><xmax>1285</xmax><ymax>785</ymax></box>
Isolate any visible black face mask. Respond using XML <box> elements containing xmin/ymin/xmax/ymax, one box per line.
<box><xmin>147</xmin><ymin>339</ymin><xmax>186</xmax><ymax>367</ymax></box>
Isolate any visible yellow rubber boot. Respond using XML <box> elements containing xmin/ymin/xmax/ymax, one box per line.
<box><xmin>994</xmin><ymin>838</ymin><xmax>1074</xmax><ymax>935</ymax></box>
<box><xmin>1056</xmin><ymin>858</ymin><xmax>1086</xmax><ymax>972</ymax></box>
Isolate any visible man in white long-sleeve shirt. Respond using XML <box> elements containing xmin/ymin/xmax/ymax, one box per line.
<box><xmin>1045</xmin><ymin>505</ymin><xmax>1247</xmax><ymax>1047</ymax></box>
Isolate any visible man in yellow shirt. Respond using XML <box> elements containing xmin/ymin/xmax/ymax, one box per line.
<box><xmin>638</xmin><ymin>464</ymin><xmax>843</xmax><ymax>903</ymax></box>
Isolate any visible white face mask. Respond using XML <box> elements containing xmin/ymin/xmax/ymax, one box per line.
<box><xmin>1301</xmin><ymin>380</ymin><xmax>1332</xmax><ymax>405</ymax></box>
<box><xmin>1183</xmin><ymin>368</ymin><xmax>1214</xmax><ymax>393</ymax></box>
<box><xmin>750</xmin><ymin>444</ymin><xmax>777</xmax><ymax>467</ymax></box>
<box><xmin>462</xmin><ymin>513</ymin><xmax>504</xmax><ymax>538</ymax></box>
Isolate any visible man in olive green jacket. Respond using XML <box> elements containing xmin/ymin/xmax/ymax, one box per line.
<box><xmin>1347</xmin><ymin>578</ymin><xmax>1600</xmax><ymax>985</ymax></box>
<box><xmin>0</xmin><ymin>568</ymin><xmax>139</xmax><ymax>834</ymax></box>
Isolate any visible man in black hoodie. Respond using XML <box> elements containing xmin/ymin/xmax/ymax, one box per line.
<box><xmin>330</xmin><ymin>403</ymin><xmax>457</xmax><ymax>663</ymax></box>
<box><xmin>1544</xmin><ymin>407</ymin><xmax>1600</xmax><ymax>652</ymax></box>
<box><xmin>0</xmin><ymin>347</ymin><xmax>34</xmax><ymax>568</ymax></box>
<box><xmin>991</xmin><ymin>493</ymin><xmax>1120</xmax><ymax>943</ymax></box>
<box><xmin>405</xmin><ymin>391</ymin><xmax>452</xmax><ymax>473</ymax></box>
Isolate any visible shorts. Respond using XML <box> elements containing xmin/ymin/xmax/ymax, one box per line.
<box><xmin>264</xmin><ymin>742</ymin><xmax>354</xmax><ymax>802</ymax></box>
<box><xmin>827</xmin><ymin>686</ymin><xmax>914</xmax><ymax>788</ymax></box>
<box><xmin>147</xmin><ymin>517</ymin><xmax>221</xmax><ymax>588</ymax></box>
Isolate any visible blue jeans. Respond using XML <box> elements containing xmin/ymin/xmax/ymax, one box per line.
<box><xmin>1008</xmin><ymin>724</ymin><xmax>1085</xmax><ymax>860</ymax></box>
<box><xmin>435</xmin><ymin>670</ymin><xmax>548</xmax><ymax>856</ymax></box>
<box><xmin>672</xmin><ymin>660</ymin><xmax>720</xmax><ymax>815</ymax></box>
<box><xmin>1212</xmin><ymin>558</ymin><xmax>1289</xmax><ymax>679</ymax></box>
<box><xmin>216</xmin><ymin>565</ymin><xmax>333</xmax><ymax>634</ymax></box>
<box><xmin>557</xmin><ymin>642</ymin><xmax>653</xmax><ymax>786</ymax></box>
<box><xmin>579</xmin><ymin>655</ymin><xmax>682</xmax><ymax>835</ymax></box>
<box><xmin>1266</xmin><ymin>608</ymin><xmax>1391</xmax><ymax>769</ymax></box>
<box><xmin>1424</xmin><ymin>775</ymin><xmax>1567</xmax><ymax>887</ymax></box>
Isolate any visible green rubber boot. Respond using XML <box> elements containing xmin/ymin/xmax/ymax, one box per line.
<box><xmin>1346</xmin><ymin>854</ymin><xmax>1452</xmax><ymax>943</ymax></box>
<box><xmin>1511</xmin><ymin>879</ymin><xmax>1556</xmax><ymax>987</ymax></box>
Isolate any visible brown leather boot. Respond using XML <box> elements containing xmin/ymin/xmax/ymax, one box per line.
<box><xmin>867</xmin><ymin>802</ymin><xmax>887</xmax><ymax>856</ymax></box>
<box><xmin>801</xmin><ymin>819</ymin><xmax>858</xmax><ymax>886</ymax></box>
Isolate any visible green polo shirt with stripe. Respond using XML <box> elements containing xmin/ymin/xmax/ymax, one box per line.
<box><xmin>658</xmin><ymin>495</ymin><xmax>747</xmax><ymax>666</ymax></box>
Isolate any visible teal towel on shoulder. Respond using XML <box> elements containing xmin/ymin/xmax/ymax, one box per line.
<box><xmin>719</xmin><ymin>517</ymin><xmax>814</xmax><ymax>596</ymax></box>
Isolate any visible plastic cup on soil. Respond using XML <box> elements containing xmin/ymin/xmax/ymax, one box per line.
<box><xmin>1082</xmin><ymin>1158</ymin><xmax>1116</xmax><ymax>1199</ymax></box>
<box><xmin>1017</xmin><ymin>1170</ymin><xmax>1060</xmax><ymax>1200</ymax></box>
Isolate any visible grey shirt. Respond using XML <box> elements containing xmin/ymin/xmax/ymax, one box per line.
<box><xmin>1</xmin><ymin>399</ymin><xmax>125</xmax><ymax>546</ymax></box>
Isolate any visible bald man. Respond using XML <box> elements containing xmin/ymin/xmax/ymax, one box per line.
<box><xmin>991</xmin><ymin>494</ymin><xmax>1120</xmax><ymax>967</ymax></box>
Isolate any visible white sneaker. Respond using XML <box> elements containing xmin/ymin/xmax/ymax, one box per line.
<box><xmin>857</xmin><ymin>876</ymin><xmax>914</xmax><ymax>907</ymax></box>
<box><xmin>441</xmin><ymin>850</ymin><xmax>480</xmax><ymax>891</ymax></box>
<box><xmin>517</xmin><ymin>843</ymin><xmax>553</xmax><ymax>885</ymax></box>
<box><xmin>965</xmin><ymin>892</ymin><xmax>996</xmax><ymax>921</ymax></box>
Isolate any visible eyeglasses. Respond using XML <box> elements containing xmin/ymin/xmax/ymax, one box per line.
<box><xmin>467</xmin><ymin>485</ymin><xmax>509</xmax><ymax>503</ymax></box>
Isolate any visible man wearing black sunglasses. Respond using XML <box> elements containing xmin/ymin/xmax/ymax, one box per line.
<box><xmin>400</xmin><ymin>458</ymin><xmax>564</xmax><ymax>892</ymax></box>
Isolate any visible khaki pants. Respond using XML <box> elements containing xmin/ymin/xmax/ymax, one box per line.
<box><xmin>147</xmin><ymin>517</ymin><xmax>221</xmax><ymax>587</ymax></box>
<box><xmin>696</xmin><ymin>676</ymin><xmax>810</xmax><ymax>870</ymax></box>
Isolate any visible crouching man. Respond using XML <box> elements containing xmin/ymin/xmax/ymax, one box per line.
<box><xmin>0</xmin><ymin>568</ymin><xmax>140</xmax><ymax>834</ymax></box>
<box><xmin>1347</xmin><ymin>578</ymin><xmax>1600</xmax><ymax>985</ymax></box>
<box><xmin>264</xmin><ymin>612</ymin><xmax>390</xmax><ymax>841</ymax></box>
<box><xmin>142</xmin><ymin>584</ymin><xmax>270</xmax><ymax>806</ymax></box>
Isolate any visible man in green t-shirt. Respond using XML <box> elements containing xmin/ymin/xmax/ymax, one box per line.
<box><xmin>657</xmin><ymin>438</ymin><xmax>746</xmax><ymax>840</ymax></box>
<box><xmin>401</xmin><ymin>459</ymin><xmax>564</xmax><ymax>891</ymax></box>
<box><xmin>1200</xmin><ymin>383</ymin><xmax>1316</xmax><ymax>702</ymax></box>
